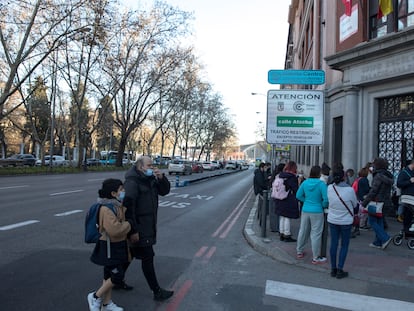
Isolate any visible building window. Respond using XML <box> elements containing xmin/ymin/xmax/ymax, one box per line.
<box><xmin>369</xmin><ymin>0</ymin><xmax>414</xmax><ymax>39</ymax></box>
<box><xmin>398</xmin><ymin>0</ymin><xmax>414</xmax><ymax>30</ymax></box>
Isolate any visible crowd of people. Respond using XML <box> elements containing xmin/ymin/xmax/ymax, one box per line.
<box><xmin>253</xmin><ymin>157</ymin><xmax>414</xmax><ymax>279</ymax></box>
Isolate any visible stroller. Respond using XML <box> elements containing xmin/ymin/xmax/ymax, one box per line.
<box><xmin>392</xmin><ymin>197</ymin><xmax>414</xmax><ymax>249</ymax></box>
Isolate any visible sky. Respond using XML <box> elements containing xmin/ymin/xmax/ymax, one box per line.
<box><xmin>123</xmin><ymin>0</ymin><xmax>292</xmax><ymax>145</ymax></box>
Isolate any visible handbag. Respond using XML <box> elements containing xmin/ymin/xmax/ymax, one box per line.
<box><xmin>332</xmin><ymin>185</ymin><xmax>359</xmax><ymax>225</ymax></box>
<box><xmin>366</xmin><ymin>201</ymin><xmax>384</xmax><ymax>217</ymax></box>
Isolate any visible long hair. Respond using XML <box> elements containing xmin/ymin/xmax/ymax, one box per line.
<box><xmin>284</xmin><ymin>161</ymin><xmax>297</xmax><ymax>174</ymax></box>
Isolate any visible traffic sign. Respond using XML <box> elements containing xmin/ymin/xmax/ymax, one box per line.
<box><xmin>268</xmin><ymin>69</ymin><xmax>325</xmax><ymax>85</ymax></box>
<box><xmin>266</xmin><ymin>90</ymin><xmax>324</xmax><ymax>145</ymax></box>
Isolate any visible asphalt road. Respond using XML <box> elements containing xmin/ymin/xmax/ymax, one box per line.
<box><xmin>1</xmin><ymin>169</ymin><xmax>413</xmax><ymax>310</ymax></box>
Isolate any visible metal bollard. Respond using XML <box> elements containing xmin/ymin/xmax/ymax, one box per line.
<box><xmin>261</xmin><ymin>190</ymin><xmax>269</xmax><ymax>238</ymax></box>
<box><xmin>175</xmin><ymin>175</ymin><xmax>179</xmax><ymax>187</ymax></box>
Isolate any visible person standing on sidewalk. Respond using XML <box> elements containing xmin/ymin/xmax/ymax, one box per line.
<box><xmin>253</xmin><ymin>163</ymin><xmax>269</xmax><ymax>196</ymax></box>
<box><xmin>396</xmin><ymin>159</ymin><xmax>414</xmax><ymax>234</ymax></box>
<box><xmin>296</xmin><ymin>165</ymin><xmax>329</xmax><ymax>264</ymax></box>
<box><xmin>274</xmin><ymin>161</ymin><xmax>300</xmax><ymax>242</ymax></box>
<box><xmin>327</xmin><ymin>169</ymin><xmax>357</xmax><ymax>279</ymax></box>
<box><xmin>269</xmin><ymin>163</ymin><xmax>286</xmax><ymax>233</ymax></box>
<box><xmin>123</xmin><ymin>155</ymin><xmax>174</xmax><ymax>302</ymax></box>
<box><xmin>355</xmin><ymin>167</ymin><xmax>371</xmax><ymax>230</ymax></box>
<box><xmin>319</xmin><ymin>162</ymin><xmax>332</xmax><ymax>258</ymax></box>
<box><xmin>361</xmin><ymin>157</ymin><xmax>393</xmax><ymax>250</ymax></box>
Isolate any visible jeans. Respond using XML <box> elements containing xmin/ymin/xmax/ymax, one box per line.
<box><xmin>329</xmin><ymin>223</ymin><xmax>352</xmax><ymax>270</ymax></box>
<box><xmin>296</xmin><ymin>212</ymin><xmax>324</xmax><ymax>259</ymax></box>
<box><xmin>368</xmin><ymin>215</ymin><xmax>390</xmax><ymax>246</ymax></box>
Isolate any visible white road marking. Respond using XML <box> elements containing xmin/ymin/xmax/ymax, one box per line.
<box><xmin>0</xmin><ymin>185</ymin><xmax>29</xmax><ymax>190</ymax></box>
<box><xmin>49</xmin><ymin>189</ymin><xmax>84</xmax><ymax>196</ymax></box>
<box><xmin>265</xmin><ymin>280</ymin><xmax>414</xmax><ymax>310</ymax></box>
<box><xmin>54</xmin><ymin>210</ymin><xmax>83</xmax><ymax>216</ymax></box>
<box><xmin>0</xmin><ymin>220</ymin><xmax>39</xmax><ymax>231</ymax></box>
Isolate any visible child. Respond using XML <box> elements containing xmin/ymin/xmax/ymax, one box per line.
<box><xmin>88</xmin><ymin>179</ymin><xmax>131</xmax><ymax>311</ymax></box>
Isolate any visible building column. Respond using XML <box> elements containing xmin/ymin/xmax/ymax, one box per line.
<box><xmin>342</xmin><ymin>86</ymin><xmax>360</xmax><ymax>171</ymax></box>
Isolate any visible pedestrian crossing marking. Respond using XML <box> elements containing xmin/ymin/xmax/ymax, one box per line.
<box><xmin>265</xmin><ymin>280</ymin><xmax>414</xmax><ymax>310</ymax></box>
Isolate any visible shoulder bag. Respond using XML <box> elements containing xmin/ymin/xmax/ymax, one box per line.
<box><xmin>365</xmin><ymin>201</ymin><xmax>384</xmax><ymax>217</ymax></box>
<box><xmin>332</xmin><ymin>185</ymin><xmax>359</xmax><ymax>225</ymax></box>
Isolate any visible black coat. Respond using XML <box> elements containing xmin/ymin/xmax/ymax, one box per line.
<box><xmin>273</xmin><ymin>171</ymin><xmax>300</xmax><ymax>219</ymax></box>
<box><xmin>253</xmin><ymin>168</ymin><xmax>268</xmax><ymax>195</ymax></box>
<box><xmin>397</xmin><ymin>166</ymin><xmax>414</xmax><ymax>196</ymax></box>
<box><xmin>123</xmin><ymin>166</ymin><xmax>170</xmax><ymax>247</ymax></box>
<box><xmin>362</xmin><ymin>168</ymin><xmax>394</xmax><ymax>210</ymax></box>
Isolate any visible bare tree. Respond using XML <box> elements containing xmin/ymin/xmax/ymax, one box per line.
<box><xmin>0</xmin><ymin>0</ymin><xmax>91</xmax><ymax>122</ymax></box>
<box><xmin>98</xmin><ymin>2</ymin><xmax>192</xmax><ymax>166</ymax></box>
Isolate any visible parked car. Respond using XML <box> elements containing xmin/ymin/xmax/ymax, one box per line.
<box><xmin>225</xmin><ymin>160</ymin><xmax>237</xmax><ymax>169</ymax></box>
<box><xmin>16</xmin><ymin>154</ymin><xmax>37</xmax><ymax>166</ymax></box>
<box><xmin>168</xmin><ymin>159</ymin><xmax>192</xmax><ymax>175</ymax></box>
<box><xmin>35</xmin><ymin>155</ymin><xmax>68</xmax><ymax>167</ymax></box>
<box><xmin>211</xmin><ymin>160</ymin><xmax>223</xmax><ymax>169</ymax></box>
<box><xmin>86</xmin><ymin>158</ymin><xmax>101</xmax><ymax>166</ymax></box>
<box><xmin>191</xmin><ymin>162</ymin><xmax>204</xmax><ymax>173</ymax></box>
<box><xmin>202</xmin><ymin>161</ymin><xmax>215</xmax><ymax>171</ymax></box>
<box><xmin>0</xmin><ymin>154</ymin><xmax>37</xmax><ymax>167</ymax></box>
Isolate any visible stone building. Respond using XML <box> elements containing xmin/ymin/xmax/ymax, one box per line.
<box><xmin>285</xmin><ymin>0</ymin><xmax>414</xmax><ymax>177</ymax></box>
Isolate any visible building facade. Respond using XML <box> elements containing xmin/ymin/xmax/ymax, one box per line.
<box><xmin>286</xmin><ymin>0</ymin><xmax>414</xmax><ymax>177</ymax></box>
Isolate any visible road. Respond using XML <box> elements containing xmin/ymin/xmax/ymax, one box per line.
<box><xmin>1</xmin><ymin>169</ymin><xmax>413</xmax><ymax>310</ymax></box>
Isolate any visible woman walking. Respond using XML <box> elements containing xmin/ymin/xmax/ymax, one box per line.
<box><xmin>327</xmin><ymin>169</ymin><xmax>358</xmax><ymax>279</ymax></box>
<box><xmin>361</xmin><ymin>158</ymin><xmax>393</xmax><ymax>249</ymax></box>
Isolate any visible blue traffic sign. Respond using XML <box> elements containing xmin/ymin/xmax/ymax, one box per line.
<box><xmin>268</xmin><ymin>69</ymin><xmax>325</xmax><ymax>85</ymax></box>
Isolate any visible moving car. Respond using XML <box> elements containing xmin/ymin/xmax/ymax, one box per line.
<box><xmin>168</xmin><ymin>159</ymin><xmax>192</xmax><ymax>175</ymax></box>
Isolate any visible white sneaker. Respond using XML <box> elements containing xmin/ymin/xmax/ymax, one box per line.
<box><xmin>102</xmin><ymin>301</ymin><xmax>124</xmax><ymax>311</ymax></box>
<box><xmin>87</xmin><ymin>292</ymin><xmax>102</xmax><ymax>311</ymax></box>
<box><xmin>312</xmin><ymin>256</ymin><xmax>327</xmax><ymax>264</ymax></box>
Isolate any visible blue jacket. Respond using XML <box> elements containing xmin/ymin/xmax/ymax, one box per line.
<box><xmin>296</xmin><ymin>177</ymin><xmax>328</xmax><ymax>213</ymax></box>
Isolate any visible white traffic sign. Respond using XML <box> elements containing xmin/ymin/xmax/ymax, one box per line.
<box><xmin>266</xmin><ymin>90</ymin><xmax>324</xmax><ymax>145</ymax></box>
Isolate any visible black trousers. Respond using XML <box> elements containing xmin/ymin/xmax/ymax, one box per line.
<box><xmin>128</xmin><ymin>245</ymin><xmax>160</xmax><ymax>292</ymax></box>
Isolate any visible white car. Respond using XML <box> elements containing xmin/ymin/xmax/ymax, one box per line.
<box><xmin>202</xmin><ymin>161</ymin><xmax>215</xmax><ymax>170</ymax></box>
<box><xmin>225</xmin><ymin>161</ymin><xmax>237</xmax><ymax>169</ymax></box>
<box><xmin>168</xmin><ymin>159</ymin><xmax>192</xmax><ymax>175</ymax></box>
<box><xmin>35</xmin><ymin>155</ymin><xmax>69</xmax><ymax>166</ymax></box>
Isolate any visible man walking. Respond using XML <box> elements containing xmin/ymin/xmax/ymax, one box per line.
<box><xmin>123</xmin><ymin>155</ymin><xmax>174</xmax><ymax>302</ymax></box>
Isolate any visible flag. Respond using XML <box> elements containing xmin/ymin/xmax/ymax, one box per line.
<box><xmin>378</xmin><ymin>0</ymin><xmax>393</xmax><ymax>18</ymax></box>
<box><xmin>342</xmin><ymin>0</ymin><xmax>352</xmax><ymax>17</ymax></box>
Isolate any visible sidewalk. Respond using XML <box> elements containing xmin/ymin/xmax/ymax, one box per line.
<box><xmin>243</xmin><ymin>194</ymin><xmax>414</xmax><ymax>287</ymax></box>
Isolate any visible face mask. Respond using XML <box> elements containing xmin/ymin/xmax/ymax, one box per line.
<box><xmin>117</xmin><ymin>191</ymin><xmax>125</xmax><ymax>202</ymax></box>
<box><xmin>144</xmin><ymin>168</ymin><xmax>153</xmax><ymax>176</ymax></box>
